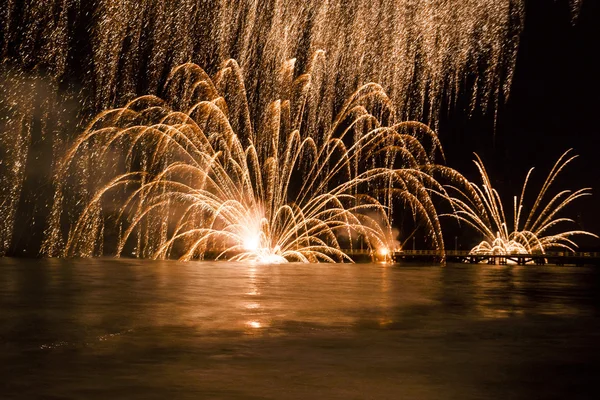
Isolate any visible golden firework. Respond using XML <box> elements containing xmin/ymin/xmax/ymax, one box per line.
<box><xmin>445</xmin><ymin>150</ymin><xmax>597</xmax><ymax>255</ymax></box>
<box><xmin>43</xmin><ymin>56</ymin><xmax>453</xmax><ymax>262</ymax></box>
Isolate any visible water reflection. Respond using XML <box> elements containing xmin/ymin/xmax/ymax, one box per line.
<box><xmin>437</xmin><ymin>264</ymin><xmax>594</xmax><ymax>319</ymax></box>
<box><xmin>0</xmin><ymin>259</ymin><xmax>599</xmax><ymax>399</ymax></box>
<box><xmin>1</xmin><ymin>260</ymin><xmax>597</xmax><ymax>340</ymax></box>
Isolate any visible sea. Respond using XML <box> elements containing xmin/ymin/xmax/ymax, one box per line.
<box><xmin>1</xmin><ymin>258</ymin><xmax>599</xmax><ymax>399</ymax></box>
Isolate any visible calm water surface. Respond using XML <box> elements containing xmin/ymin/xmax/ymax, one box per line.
<box><xmin>1</xmin><ymin>259</ymin><xmax>599</xmax><ymax>399</ymax></box>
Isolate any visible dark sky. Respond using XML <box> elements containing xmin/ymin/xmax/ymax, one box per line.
<box><xmin>440</xmin><ymin>0</ymin><xmax>600</xmax><ymax>246</ymax></box>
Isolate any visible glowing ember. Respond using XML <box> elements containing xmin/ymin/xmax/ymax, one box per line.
<box><xmin>378</xmin><ymin>248</ymin><xmax>390</xmax><ymax>257</ymax></box>
<box><xmin>375</xmin><ymin>246</ymin><xmax>393</xmax><ymax>263</ymax></box>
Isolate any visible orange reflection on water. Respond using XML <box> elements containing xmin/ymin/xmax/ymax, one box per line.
<box><xmin>246</xmin><ymin>266</ymin><xmax>260</xmax><ymax>296</ymax></box>
<box><xmin>247</xmin><ymin>321</ymin><xmax>262</xmax><ymax>329</ymax></box>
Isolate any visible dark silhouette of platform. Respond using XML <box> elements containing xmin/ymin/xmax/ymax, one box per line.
<box><xmin>393</xmin><ymin>250</ymin><xmax>600</xmax><ymax>266</ymax></box>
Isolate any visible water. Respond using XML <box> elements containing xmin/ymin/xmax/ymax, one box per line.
<box><xmin>1</xmin><ymin>259</ymin><xmax>599</xmax><ymax>399</ymax></box>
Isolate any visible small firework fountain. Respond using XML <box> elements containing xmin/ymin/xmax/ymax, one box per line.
<box><xmin>43</xmin><ymin>54</ymin><xmax>454</xmax><ymax>263</ymax></box>
<box><xmin>446</xmin><ymin>150</ymin><xmax>597</xmax><ymax>256</ymax></box>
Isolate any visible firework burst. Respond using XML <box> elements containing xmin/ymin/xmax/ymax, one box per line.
<box><xmin>43</xmin><ymin>55</ymin><xmax>454</xmax><ymax>262</ymax></box>
<box><xmin>445</xmin><ymin>150</ymin><xmax>597</xmax><ymax>255</ymax></box>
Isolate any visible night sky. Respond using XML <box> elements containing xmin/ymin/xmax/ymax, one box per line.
<box><xmin>441</xmin><ymin>0</ymin><xmax>600</xmax><ymax>248</ymax></box>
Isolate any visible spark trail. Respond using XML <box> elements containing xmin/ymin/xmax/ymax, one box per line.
<box><xmin>445</xmin><ymin>150</ymin><xmax>597</xmax><ymax>255</ymax></box>
<box><xmin>43</xmin><ymin>56</ymin><xmax>458</xmax><ymax>262</ymax></box>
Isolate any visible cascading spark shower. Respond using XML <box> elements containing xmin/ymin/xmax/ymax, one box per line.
<box><xmin>43</xmin><ymin>56</ymin><xmax>456</xmax><ymax>262</ymax></box>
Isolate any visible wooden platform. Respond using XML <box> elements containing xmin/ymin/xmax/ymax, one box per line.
<box><xmin>392</xmin><ymin>250</ymin><xmax>600</xmax><ymax>266</ymax></box>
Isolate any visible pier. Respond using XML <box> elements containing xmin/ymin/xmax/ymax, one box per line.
<box><xmin>392</xmin><ymin>250</ymin><xmax>600</xmax><ymax>266</ymax></box>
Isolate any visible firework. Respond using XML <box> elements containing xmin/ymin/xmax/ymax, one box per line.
<box><xmin>43</xmin><ymin>56</ymin><xmax>453</xmax><ymax>262</ymax></box>
<box><xmin>445</xmin><ymin>150</ymin><xmax>597</xmax><ymax>255</ymax></box>
<box><xmin>0</xmin><ymin>1</ymin><xmax>584</xmax><ymax>257</ymax></box>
